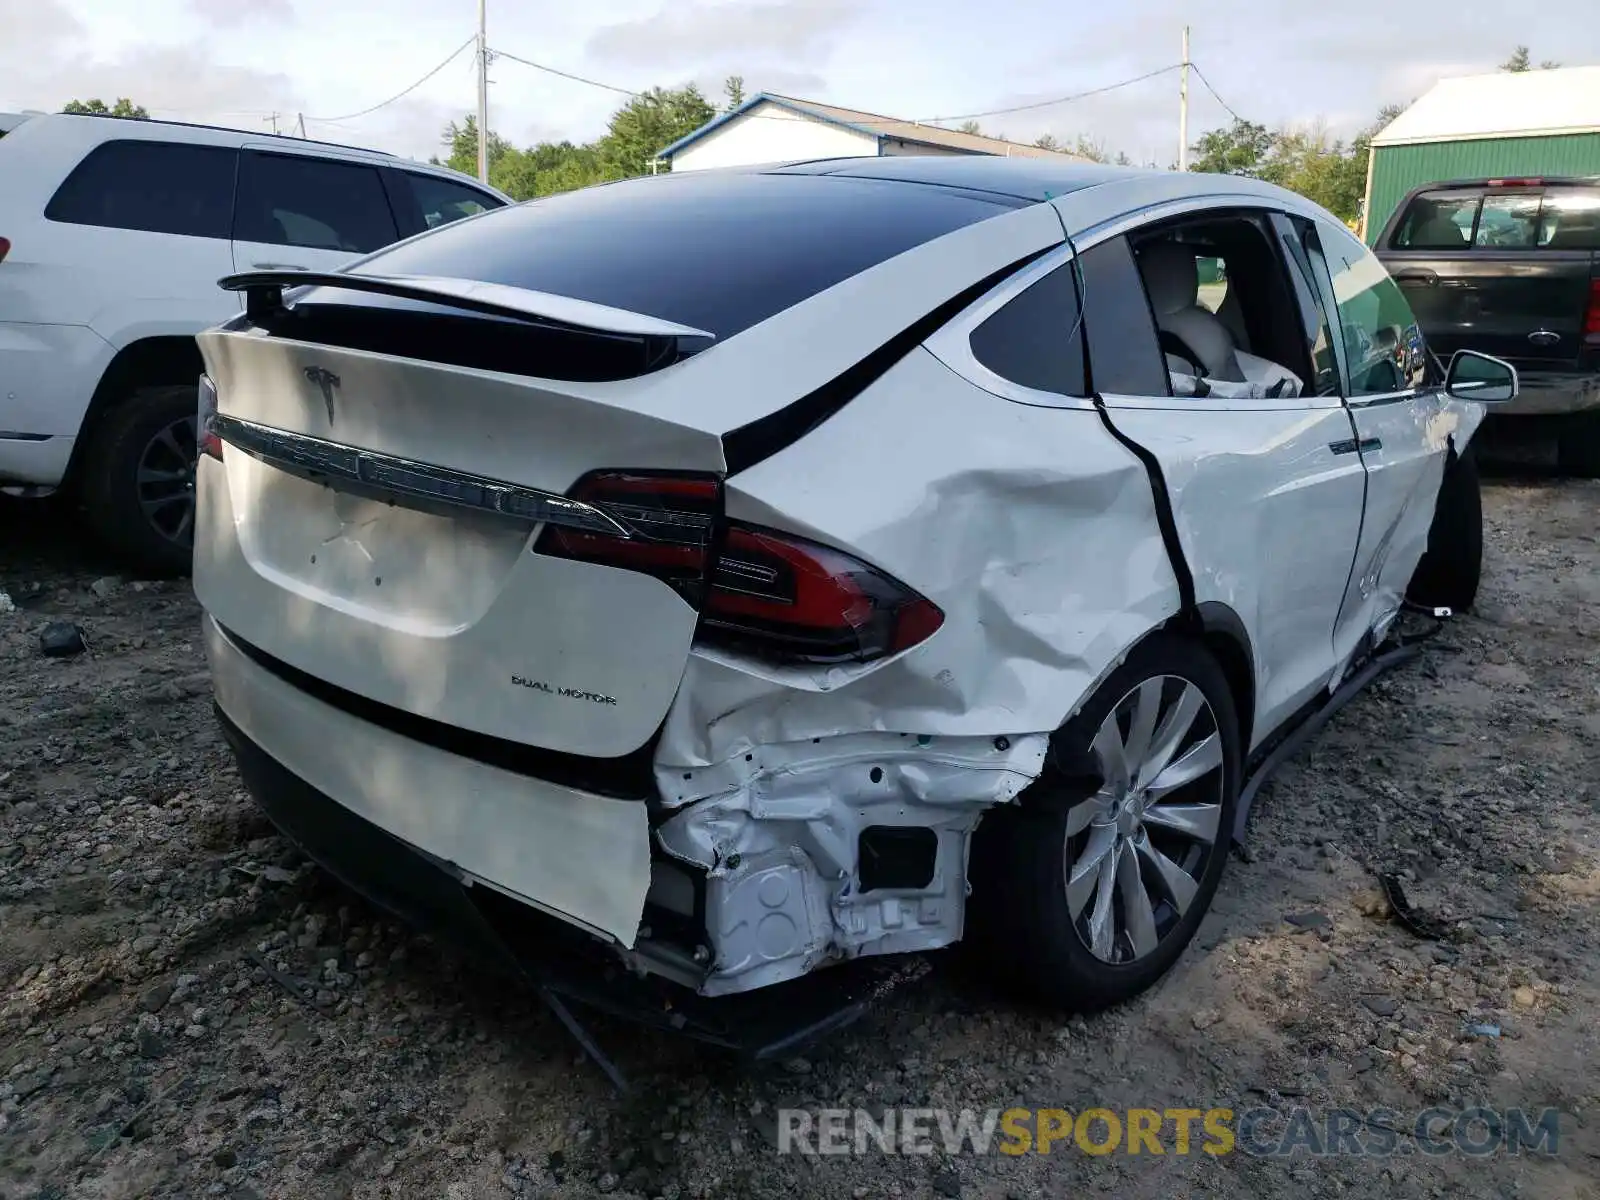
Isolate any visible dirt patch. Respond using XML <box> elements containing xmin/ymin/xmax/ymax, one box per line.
<box><xmin>1</xmin><ymin>482</ymin><xmax>1598</xmax><ymax>1199</ymax></box>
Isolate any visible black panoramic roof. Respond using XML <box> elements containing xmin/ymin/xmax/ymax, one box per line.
<box><xmin>764</xmin><ymin>155</ymin><xmax>1148</xmax><ymax>202</ymax></box>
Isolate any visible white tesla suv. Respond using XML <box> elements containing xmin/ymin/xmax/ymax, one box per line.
<box><xmin>194</xmin><ymin>158</ymin><xmax>1515</xmax><ymax>1046</ymax></box>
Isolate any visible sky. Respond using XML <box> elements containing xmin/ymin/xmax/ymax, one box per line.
<box><xmin>4</xmin><ymin>0</ymin><xmax>1596</xmax><ymax>168</ymax></box>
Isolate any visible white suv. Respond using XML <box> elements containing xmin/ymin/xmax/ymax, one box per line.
<box><xmin>0</xmin><ymin>110</ymin><xmax>510</xmax><ymax>575</ymax></box>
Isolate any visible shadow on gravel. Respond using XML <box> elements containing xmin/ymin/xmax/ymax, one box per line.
<box><xmin>0</xmin><ymin>493</ymin><xmax>124</xmax><ymax>583</ymax></box>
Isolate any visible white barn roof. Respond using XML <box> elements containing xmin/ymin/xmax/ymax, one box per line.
<box><xmin>1373</xmin><ymin>65</ymin><xmax>1600</xmax><ymax>147</ymax></box>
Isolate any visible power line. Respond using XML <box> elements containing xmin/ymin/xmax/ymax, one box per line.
<box><xmin>915</xmin><ymin>64</ymin><xmax>1184</xmax><ymax>125</ymax></box>
<box><xmin>1189</xmin><ymin>63</ymin><xmax>1245</xmax><ymax>125</ymax></box>
<box><xmin>489</xmin><ymin>47</ymin><xmax>640</xmax><ymax>98</ymax></box>
<box><xmin>304</xmin><ymin>36</ymin><xmax>476</xmax><ymax>124</ymax></box>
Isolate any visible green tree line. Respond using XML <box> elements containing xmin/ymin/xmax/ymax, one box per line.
<box><xmin>435</xmin><ymin>78</ymin><xmax>739</xmax><ymax>200</ymax></box>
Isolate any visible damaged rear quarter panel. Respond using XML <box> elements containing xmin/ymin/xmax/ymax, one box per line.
<box><xmin>648</xmin><ymin>346</ymin><xmax>1184</xmax><ymax>991</ymax></box>
<box><xmin>658</xmin><ymin>344</ymin><xmax>1182</xmax><ymax>772</ymax></box>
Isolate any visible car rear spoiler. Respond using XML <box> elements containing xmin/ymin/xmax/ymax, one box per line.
<box><xmin>217</xmin><ymin>270</ymin><xmax>716</xmax><ymax>342</ymax></box>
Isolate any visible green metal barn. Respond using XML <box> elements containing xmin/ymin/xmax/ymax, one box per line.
<box><xmin>1363</xmin><ymin>65</ymin><xmax>1600</xmax><ymax>244</ymax></box>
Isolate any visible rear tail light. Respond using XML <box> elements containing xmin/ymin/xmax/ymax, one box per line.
<box><xmin>0</xmin><ymin>237</ymin><xmax>10</xmax><ymax>264</ymax></box>
<box><xmin>197</xmin><ymin>374</ymin><xmax>223</xmax><ymax>461</ymax></box>
<box><xmin>536</xmin><ymin>472</ymin><xmax>944</xmax><ymax>665</ymax></box>
<box><xmin>1585</xmin><ymin>279</ymin><xmax>1600</xmax><ymax>346</ymax></box>
<box><xmin>1487</xmin><ymin>178</ymin><xmax>1543</xmax><ymax>188</ymax></box>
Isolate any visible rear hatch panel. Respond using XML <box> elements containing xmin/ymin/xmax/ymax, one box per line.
<box><xmin>195</xmin><ymin>330</ymin><xmax>726</xmax><ymax>759</ymax></box>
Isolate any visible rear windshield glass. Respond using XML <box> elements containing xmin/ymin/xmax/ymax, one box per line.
<box><xmin>341</xmin><ymin>172</ymin><xmax>1014</xmax><ymax>341</ymax></box>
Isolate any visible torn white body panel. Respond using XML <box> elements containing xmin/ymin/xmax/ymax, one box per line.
<box><xmin>653</xmin><ymin>731</ymin><xmax>1048</xmax><ymax>995</ymax></box>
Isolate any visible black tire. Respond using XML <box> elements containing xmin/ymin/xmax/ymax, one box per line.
<box><xmin>1556</xmin><ymin>411</ymin><xmax>1600</xmax><ymax>478</ymax></box>
<box><xmin>78</xmin><ymin>385</ymin><xmax>199</xmax><ymax>579</ymax></box>
<box><xmin>966</xmin><ymin>632</ymin><xmax>1241</xmax><ymax>1012</ymax></box>
<box><xmin>1406</xmin><ymin>446</ymin><xmax>1483</xmax><ymax>612</ymax></box>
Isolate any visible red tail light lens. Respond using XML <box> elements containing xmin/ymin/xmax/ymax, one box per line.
<box><xmin>704</xmin><ymin>526</ymin><xmax>943</xmax><ymax>663</ymax></box>
<box><xmin>536</xmin><ymin>471</ymin><xmax>944</xmax><ymax>664</ymax></box>
<box><xmin>197</xmin><ymin>374</ymin><xmax>223</xmax><ymax>461</ymax></box>
<box><xmin>535</xmin><ymin>472</ymin><xmax>720</xmax><ymax>601</ymax></box>
<box><xmin>1585</xmin><ymin>279</ymin><xmax>1600</xmax><ymax>345</ymax></box>
<box><xmin>0</xmin><ymin>237</ymin><xmax>11</xmax><ymax>264</ymax></box>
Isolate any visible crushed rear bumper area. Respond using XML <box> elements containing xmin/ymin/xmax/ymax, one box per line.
<box><xmin>216</xmin><ymin>705</ymin><xmax>912</xmax><ymax>1058</ymax></box>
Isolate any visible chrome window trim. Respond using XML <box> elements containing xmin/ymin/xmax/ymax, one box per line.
<box><xmin>212</xmin><ymin>414</ymin><xmax>632</xmax><ymax>537</ymax></box>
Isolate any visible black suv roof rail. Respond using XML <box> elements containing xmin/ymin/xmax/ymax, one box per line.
<box><xmin>57</xmin><ymin>110</ymin><xmax>397</xmax><ymax>158</ymax></box>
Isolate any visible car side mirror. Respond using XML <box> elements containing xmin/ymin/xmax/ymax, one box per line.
<box><xmin>1445</xmin><ymin>350</ymin><xmax>1518</xmax><ymax>403</ymax></box>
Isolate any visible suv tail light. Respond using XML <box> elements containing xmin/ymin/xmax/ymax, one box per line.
<box><xmin>197</xmin><ymin>374</ymin><xmax>223</xmax><ymax>461</ymax></box>
<box><xmin>0</xmin><ymin>237</ymin><xmax>10</xmax><ymax>264</ymax></box>
<box><xmin>1585</xmin><ymin>279</ymin><xmax>1600</xmax><ymax>346</ymax></box>
<box><xmin>536</xmin><ymin>472</ymin><xmax>944</xmax><ymax>665</ymax></box>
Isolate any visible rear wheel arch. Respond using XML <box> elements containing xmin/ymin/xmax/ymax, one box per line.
<box><xmin>1191</xmin><ymin>602</ymin><xmax>1256</xmax><ymax>755</ymax></box>
<box><xmin>64</xmin><ymin>335</ymin><xmax>204</xmax><ymax>489</ymax></box>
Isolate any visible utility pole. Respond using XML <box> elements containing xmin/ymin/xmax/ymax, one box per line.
<box><xmin>267</xmin><ymin>112</ymin><xmax>280</xmax><ymax>135</ymax></box>
<box><xmin>296</xmin><ymin>113</ymin><xmax>306</xmax><ymax>139</ymax></box>
<box><xmin>476</xmin><ymin>0</ymin><xmax>490</xmax><ymax>182</ymax></box>
<box><xmin>1178</xmin><ymin>26</ymin><xmax>1190</xmax><ymax>171</ymax></box>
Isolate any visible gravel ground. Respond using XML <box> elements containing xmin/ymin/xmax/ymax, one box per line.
<box><xmin>1</xmin><ymin>478</ymin><xmax>1597</xmax><ymax>1200</ymax></box>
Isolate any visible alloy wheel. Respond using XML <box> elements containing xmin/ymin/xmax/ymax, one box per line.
<box><xmin>1062</xmin><ymin>675</ymin><xmax>1226</xmax><ymax>964</ymax></box>
<box><xmin>136</xmin><ymin>414</ymin><xmax>199</xmax><ymax>548</ymax></box>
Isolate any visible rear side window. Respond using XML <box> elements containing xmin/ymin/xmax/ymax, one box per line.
<box><xmin>45</xmin><ymin>140</ymin><xmax>236</xmax><ymax>239</ymax></box>
<box><xmin>407</xmin><ymin>173</ymin><xmax>502</xmax><ymax>230</ymax></box>
<box><xmin>1538</xmin><ymin>189</ymin><xmax>1600</xmax><ymax>249</ymax></box>
<box><xmin>1390</xmin><ymin>190</ymin><xmax>1479</xmax><ymax>250</ymax></box>
<box><xmin>234</xmin><ymin>152</ymin><xmax>399</xmax><ymax>253</ymax></box>
<box><xmin>349</xmin><ymin>172</ymin><xmax>1017</xmax><ymax>341</ymax></box>
<box><xmin>968</xmin><ymin>261</ymin><xmax>1086</xmax><ymax>396</ymax></box>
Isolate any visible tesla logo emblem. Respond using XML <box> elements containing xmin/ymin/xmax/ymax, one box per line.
<box><xmin>303</xmin><ymin>365</ymin><xmax>341</xmax><ymax>424</ymax></box>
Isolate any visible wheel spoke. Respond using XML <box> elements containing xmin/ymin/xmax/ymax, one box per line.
<box><xmin>170</xmin><ymin>502</ymin><xmax>195</xmax><ymax>542</ymax></box>
<box><xmin>137</xmin><ymin>466</ymin><xmax>189</xmax><ymax>485</ymax></box>
<box><xmin>1117</xmin><ymin>840</ymin><xmax>1160</xmax><ymax>957</ymax></box>
<box><xmin>1137</xmin><ymin>682</ymin><xmax>1206</xmax><ymax>789</ymax></box>
<box><xmin>1086</xmin><ymin>841</ymin><xmax>1121</xmax><ymax>959</ymax></box>
<box><xmin>1146</xmin><ymin>731</ymin><xmax>1224</xmax><ymax>800</ymax></box>
<box><xmin>1142</xmin><ymin>800</ymin><xmax>1223</xmax><ymax>845</ymax></box>
<box><xmin>1122</xmin><ymin>678</ymin><xmax>1165</xmax><ymax>772</ymax></box>
<box><xmin>1135</xmin><ymin>831</ymin><xmax>1199</xmax><ymax>915</ymax></box>
<box><xmin>1066</xmin><ymin>824</ymin><xmax>1117</xmax><ymax>917</ymax></box>
<box><xmin>140</xmin><ymin>493</ymin><xmax>188</xmax><ymax>517</ymax></box>
<box><xmin>1064</xmin><ymin>796</ymin><xmax>1101</xmax><ymax>837</ymax></box>
<box><xmin>156</xmin><ymin>425</ymin><xmax>189</xmax><ymax>464</ymax></box>
<box><xmin>1090</xmin><ymin>716</ymin><xmax>1130</xmax><ymax>795</ymax></box>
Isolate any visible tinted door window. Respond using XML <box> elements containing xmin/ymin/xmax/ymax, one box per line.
<box><xmin>1390</xmin><ymin>191</ymin><xmax>1479</xmax><ymax>250</ymax></box>
<box><xmin>968</xmin><ymin>260</ymin><xmax>1086</xmax><ymax>396</ymax></box>
<box><xmin>1474</xmin><ymin>193</ymin><xmax>1541</xmax><ymax>248</ymax></box>
<box><xmin>45</xmin><ymin>140</ymin><xmax>237</xmax><ymax>239</ymax></box>
<box><xmin>1537</xmin><ymin>188</ymin><xmax>1600</xmax><ymax>249</ymax></box>
<box><xmin>234</xmin><ymin>152</ymin><xmax>399</xmax><ymax>253</ymax></box>
<box><xmin>1318</xmin><ymin>224</ymin><xmax>1428</xmax><ymax>396</ymax></box>
<box><xmin>407</xmin><ymin>174</ymin><xmax>503</xmax><ymax>230</ymax></box>
<box><xmin>1272</xmin><ymin>214</ymin><xmax>1341</xmax><ymax>398</ymax></box>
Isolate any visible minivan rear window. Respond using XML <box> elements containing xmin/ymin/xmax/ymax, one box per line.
<box><xmin>343</xmin><ymin>172</ymin><xmax>1018</xmax><ymax>341</ymax></box>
